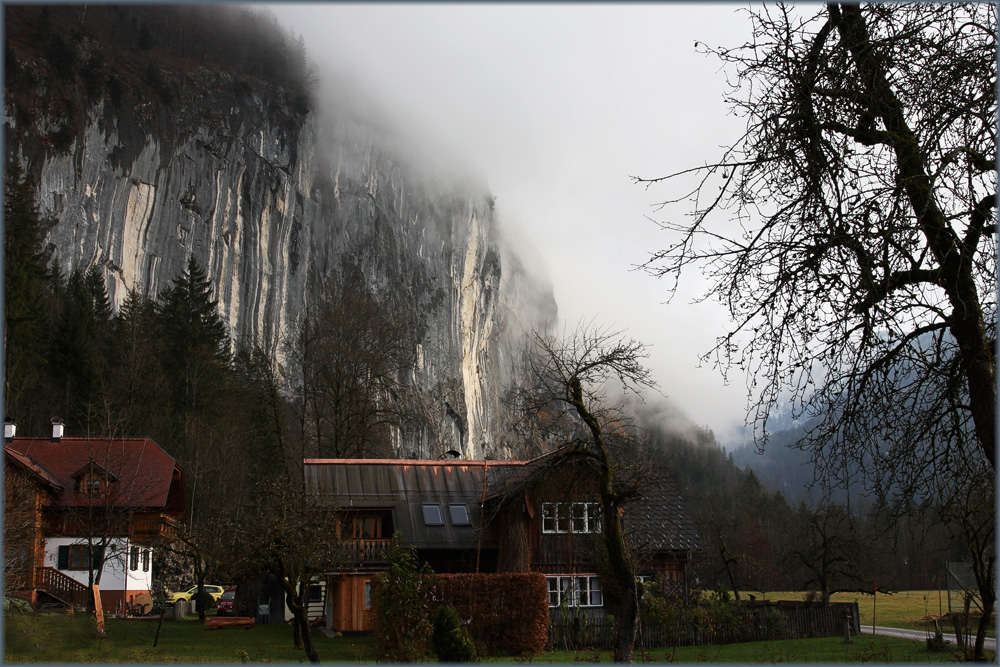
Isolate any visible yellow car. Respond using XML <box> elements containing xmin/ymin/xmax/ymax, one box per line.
<box><xmin>165</xmin><ymin>584</ymin><xmax>226</xmax><ymax>605</ymax></box>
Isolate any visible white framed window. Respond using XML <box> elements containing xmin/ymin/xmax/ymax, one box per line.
<box><xmin>542</xmin><ymin>502</ymin><xmax>602</xmax><ymax>534</ymax></box>
<box><xmin>142</xmin><ymin>548</ymin><xmax>150</xmax><ymax>572</ymax></box>
<box><xmin>545</xmin><ymin>575</ymin><xmax>603</xmax><ymax>608</ymax></box>
<box><xmin>541</xmin><ymin>502</ymin><xmax>564</xmax><ymax>533</ymax></box>
<box><xmin>571</xmin><ymin>502</ymin><xmax>602</xmax><ymax>534</ymax></box>
<box><xmin>363</xmin><ymin>580</ymin><xmax>372</xmax><ymax>609</ymax></box>
<box><xmin>130</xmin><ymin>546</ymin><xmax>139</xmax><ymax>571</ymax></box>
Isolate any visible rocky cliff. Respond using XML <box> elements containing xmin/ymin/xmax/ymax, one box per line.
<box><xmin>4</xmin><ymin>6</ymin><xmax>556</xmax><ymax>459</ymax></box>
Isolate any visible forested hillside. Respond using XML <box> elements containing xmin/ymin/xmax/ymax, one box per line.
<box><xmin>642</xmin><ymin>414</ymin><xmax>972</xmax><ymax>597</ymax></box>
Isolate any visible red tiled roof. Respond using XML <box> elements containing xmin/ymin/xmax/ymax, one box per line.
<box><xmin>4</xmin><ymin>446</ymin><xmax>64</xmax><ymax>492</ymax></box>
<box><xmin>4</xmin><ymin>437</ymin><xmax>179</xmax><ymax>510</ymax></box>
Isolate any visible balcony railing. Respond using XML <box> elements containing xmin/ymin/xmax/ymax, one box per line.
<box><xmin>350</xmin><ymin>538</ymin><xmax>392</xmax><ymax>563</ymax></box>
<box><xmin>131</xmin><ymin>515</ymin><xmax>183</xmax><ymax>537</ymax></box>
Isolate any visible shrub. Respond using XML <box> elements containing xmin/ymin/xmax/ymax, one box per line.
<box><xmin>432</xmin><ymin>605</ymin><xmax>478</xmax><ymax>663</ymax></box>
<box><xmin>428</xmin><ymin>573</ymin><xmax>549</xmax><ymax>657</ymax></box>
<box><xmin>371</xmin><ymin>540</ymin><xmax>435</xmax><ymax>662</ymax></box>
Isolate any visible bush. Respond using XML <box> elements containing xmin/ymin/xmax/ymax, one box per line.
<box><xmin>371</xmin><ymin>541</ymin><xmax>434</xmax><ymax>662</ymax></box>
<box><xmin>432</xmin><ymin>605</ymin><xmax>478</xmax><ymax>663</ymax></box>
<box><xmin>428</xmin><ymin>574</ymin><xmax>549</xmax><ymax>657</ymax></box>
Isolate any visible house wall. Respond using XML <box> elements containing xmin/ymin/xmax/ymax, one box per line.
<box><xmin>43</xmin><ymin>536</ymin><xmax>154</xmax><ymax>610</ymax></box>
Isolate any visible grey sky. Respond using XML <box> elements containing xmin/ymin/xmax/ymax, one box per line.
<box><xmin>270</xmin><ymin>3</ymin><xmax>758</xmax><ymax>444</ymax></box>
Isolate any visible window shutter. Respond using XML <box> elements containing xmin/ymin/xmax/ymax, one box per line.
<box><xmin>57</xmin><ymin>545</ymin><xmax>69</xmax><ymax>570</ymax></box>
<box><xmin>92</xmin><ymin>546</ymin><xmax>105</xmax><ymax>571</ymax></box>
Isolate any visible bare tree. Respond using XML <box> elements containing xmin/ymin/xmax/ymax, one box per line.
<box><xmin>514</xmin><ymin>324</ymin><xmax>657</xmax><ymax>663</ymax></box>
<box><xmin>286</xmin><ymin>283</ymin><xmax>414</xmax><ymax>462</ymax></box>
<box><xmin>232</xmin><ymin>473</ymin><xmax>344</xmax><ymax>664</ymax></box>
<box><xmin>636</xmin><ymin>5</ymin><xmax>994</xmax><ymax>655</ymax></box>
<box><xmin>637</xmin><ymin>3</ymin><xmax>995</xmax><ymax>476</ymax></box>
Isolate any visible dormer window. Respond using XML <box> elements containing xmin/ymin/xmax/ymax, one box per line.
<box><xmin>83</xmin><ymin>477</ymin><xmax>102</xmax><ymax>498</ymax></box>
<box><xmin>72</xmin><ymin>462</ymin><xmax>117</xmax><ymax>499</ymax></box>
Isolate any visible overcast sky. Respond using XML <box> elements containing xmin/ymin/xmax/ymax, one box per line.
<box><xmin>269</xmin><ymin>3</ymin><xmax>760</xmax><ymax>445</ymax></box>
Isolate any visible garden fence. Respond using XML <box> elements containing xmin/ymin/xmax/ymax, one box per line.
<box><xmin>549</xmin><ymin>602</ymin><xmax>861</xmax><ymax>650</ymax></box>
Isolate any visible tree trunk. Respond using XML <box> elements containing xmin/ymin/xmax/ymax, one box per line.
<box><xmin>277</xmin><ymin>568</ymin><xmax>320</xmax><ymax>663</ymax></box>
<box><xmin>831</xmin><ymin>3</ymin><xmax>996</xmax><ymax>469</ymax></box>
<box><xmin>613</xmin><ymin>580</ymin><xmax>638</xmax><ymax>663</ymax></box>
<box><xmin>972</xmin><ymin>595</ymin><xmax>994</xmax><ymax>661</ymax></box>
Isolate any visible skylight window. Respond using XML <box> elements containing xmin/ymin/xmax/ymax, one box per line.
<box><xmin>449</xmin><ymin>504</ymin><xmax>471</xmax><ymax>526</ymax></box>
<box><xmin>422</xmin><ymin>503</ymin><xmax>444</xmax><ymax>525</ymax></box>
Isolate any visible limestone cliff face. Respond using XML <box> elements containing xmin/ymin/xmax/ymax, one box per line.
<box><xmin>5</xmin><ymin>13</ymin><xmax>556</xmax><ymax>459</ymax></box>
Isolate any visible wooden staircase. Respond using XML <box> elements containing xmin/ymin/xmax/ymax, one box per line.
<box><xmin>34</xmin><ymin>567</ymin><xmax>89</xmax><ymax>609</ymax></box>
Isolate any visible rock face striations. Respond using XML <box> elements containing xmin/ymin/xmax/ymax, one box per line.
<box><xmin>4</xmin><ymin>6</ymin><xmax>556</xmax><ymax>459</ymax></box>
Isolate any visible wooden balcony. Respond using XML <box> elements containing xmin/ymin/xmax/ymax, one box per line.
<box><xmin>131</xmin><ymin>514</ymin><xmax>183</xmax><ymax>538</ymax></box>
<box><xmin>347</xmin><ymin>538</ymin><xmax>392</xmax><ymax>563</ymax></box>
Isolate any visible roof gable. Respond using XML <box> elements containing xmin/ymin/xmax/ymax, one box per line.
<box><xmin>4</xmin><ymin>436</ymin><xmax>179</xmax><ymax>510</ymax></box>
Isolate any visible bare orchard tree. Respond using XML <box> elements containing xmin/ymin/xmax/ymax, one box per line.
<box><xmin>514</xmin><ymin>324</ymin><xmax>657</xmax><ymax>663</ymax></box>
<box><xmin>934</xmin><ymin>460</ymin><xmax>995</xmax><ymax>660</ymax></box>
<box><xmin>634</xmin><ymin>4</ymin><xmax>995</xmax><ymax>657</ymax></box>
<box><xmin>232</xmin><ymin>473</ymin><xmax>344</xmax><ymax>664</ymax></box>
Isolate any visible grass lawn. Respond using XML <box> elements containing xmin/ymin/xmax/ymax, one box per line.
<box><xmin>741</xmin><ymin>590</ymin><xmax>994</xmax><ymax>638</ymax></box>
<box><xmin>4</xmin><ymin>611</ymin><xmax>375</xmax><ymax>663</ymax></box>
<box><xmin>533</xmin><ymin>635</ymin><xmax>970</xmax><ymax>663</ymax></box>
<box><xmin>6</xmin><ymin>609</ymin><xmax>983</xmax><ymax>663</ymax></box>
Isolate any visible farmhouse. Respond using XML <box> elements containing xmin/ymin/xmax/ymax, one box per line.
<box><xmin>3</xmin><ymin>420</ymin><xmax>187</xmax><ymax>611</ymax></box>
<box><xmin>303</xmin><ymin>446</ymin><xmax>700</xmax><ymax>633</ymax></box>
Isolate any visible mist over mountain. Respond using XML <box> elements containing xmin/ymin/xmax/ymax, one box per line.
<box><xmin>4</xmin><ymin>5</ymin><xmax>556</xmax><ymax>459</ymax></box>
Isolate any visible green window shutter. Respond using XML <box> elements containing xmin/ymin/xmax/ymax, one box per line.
<box><xmin>57</xmin><ymin>545</ymin><xmax>69</xmax><ymax>570</ymax></box>
<box><xmin>92</xmin><ymin>546</ymin><xmax>105</xmax><ymax>570</ymax></box>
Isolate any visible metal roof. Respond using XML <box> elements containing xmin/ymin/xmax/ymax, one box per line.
<box><xmin>304</xmin><ymin>459</ymin><xmax>525</xmax><ymax>549</ymax></box>
<box><xmin>304</xmin><ymin>453</ymin><xmax>701</xmax><ymax>554</ymax></box>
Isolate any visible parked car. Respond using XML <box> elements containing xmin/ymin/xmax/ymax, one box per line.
<box><xmin>215</xmin><ymin>590</ymin><xmax>236</xmax><ymax>616</ymax></box>
<box><xmin>165</xmin><ymin>585</ymin><xmax>226</xmax><ymax>605</ymax></box>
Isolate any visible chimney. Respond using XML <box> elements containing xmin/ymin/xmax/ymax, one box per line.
<box><xmin>51</xmin><ymin>418</ymin><xmax>64</xmax><ymax>441</ymax></box>
<box><xmin>4</xmin><ymin>418</ymin><xmax>15</xmax><ymax>440</ymax></box>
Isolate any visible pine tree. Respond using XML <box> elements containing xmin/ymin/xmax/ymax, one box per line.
<box><xmin>49</xmin><ymin>266</ymin><xmax>114</xmax><ymax>427</ymax></box>
<box><xmin>4</xmin><ymin>164</ymin><xmax>54</xmax><ymax>430</ymax></box>
<box><xmin>156</xmin><ymin>256</ymin><xmax>231</xmax><ymax>447</ymax></box>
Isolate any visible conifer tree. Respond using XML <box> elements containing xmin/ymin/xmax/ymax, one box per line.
<box><xmin>50</xmin><ymin>266</ymin><xmax>114</xmax><ymax>428</ymax></box>
<box><xmin>156</xmin><ymin>255</ymin><xmax>231</xmax><ymax>450</ymax></box>
<box><xmin>4</xmin><ymin>164</ymin><xmax>53</xmax><ymax>431</ymax></box>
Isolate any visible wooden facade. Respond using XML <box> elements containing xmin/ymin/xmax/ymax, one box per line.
<box><xmin>304</xmin><ymin>449</ymin><xmax>701</xmax><ymax>633</ymax></box>
<box><xmin>3</xmin><ymin>430</ymin><xmax>187</xmax><ymax>609</ymax></box>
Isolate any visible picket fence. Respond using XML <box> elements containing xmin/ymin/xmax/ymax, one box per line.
<box><xmin>549</xmin><ymin>603</ymin><xmax>861</xmax><ymax>649</ymax></box>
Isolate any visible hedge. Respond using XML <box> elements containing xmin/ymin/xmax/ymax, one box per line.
<box><xmin>427</xmin><ymin>573</ymin><xmax>549</xmax><ymax>657</ymax></box>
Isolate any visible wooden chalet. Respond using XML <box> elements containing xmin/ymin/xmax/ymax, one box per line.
<box><xmin>303</xmin><ymin>447</ymin><xmax>700</xmax><ymax>633</ymax></box>
<box><xmin>3</xmin><ymin>420</ymin><xmax>187</xmax><ymax>610</ymax></box>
